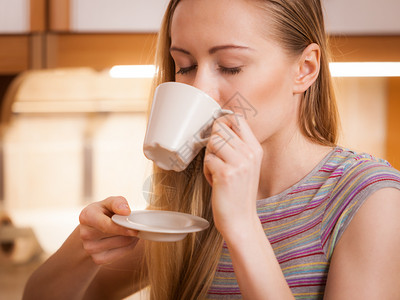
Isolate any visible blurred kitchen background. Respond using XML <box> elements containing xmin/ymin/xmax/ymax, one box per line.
<box><xmin>0</xmin><ymin>0</ymin><xmax>399</xmax><ymax>299</ymax></box>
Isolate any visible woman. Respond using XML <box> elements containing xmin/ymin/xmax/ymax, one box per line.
<box><xmin>23</xmin><ymin>0</ymin><xmax>400</xmax><ymax>299</ymax></box>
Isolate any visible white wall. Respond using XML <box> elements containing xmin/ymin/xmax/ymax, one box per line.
<box><xmin>71</xmin><ymin>0</ymin><xmax>169</xmax><ymax>32</ymax></box>
<box><xmin>1</xmin><ymin>0</ymin><xmax>400</xmax><ymax>34</ymax></box>
<box><xmin>323</xmin><ymin>0</ymin><xmax>400</xmax><ymax>34</ymax></box>
<box><xmin>0</xmin><ymin>0</ymin><xmax>29</xmax><ymax>33</ymax></box>
<box><xmin>71</xmin><ymin>0</ymin><xmax>400</xmax><ymax>34</ymax></box>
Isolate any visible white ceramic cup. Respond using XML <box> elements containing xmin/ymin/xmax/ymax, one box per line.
<box><xmin>143</xmin><ymin>82</ymin><xmax>232</xmax><ymax>172</ymax></box>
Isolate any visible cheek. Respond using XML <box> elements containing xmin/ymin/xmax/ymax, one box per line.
<box><xmin>239</xmin><ymin>72</ymin><xmax>297</xmax><ymax>141</ymax></box>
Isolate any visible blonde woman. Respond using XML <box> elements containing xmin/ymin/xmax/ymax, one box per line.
<box><xmin>24</xmin><ymin>0</ymin><xmax>400</xmax><ymax>299</ymax></box>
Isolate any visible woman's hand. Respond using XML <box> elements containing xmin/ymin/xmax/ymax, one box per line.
<box><xmin>203</xmin><ymin>114</ymin><xmax>263</xmax><ymax>239</ymax></box>
<box><xmin>79</xmin><ymin>196</ymin><xmax>139</xmax><ymax>265</ymax></box>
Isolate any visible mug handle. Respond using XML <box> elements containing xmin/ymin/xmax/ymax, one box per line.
<box><xmin>194</xmin><ymin>109</ymin><xmax>234</xmax><ymax>147</ymax></box>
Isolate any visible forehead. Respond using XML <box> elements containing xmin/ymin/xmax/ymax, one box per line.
<box><xmin>170</xmin><ymin>0</ymin><xmax>267</xmax><ymax>48</ymax></box>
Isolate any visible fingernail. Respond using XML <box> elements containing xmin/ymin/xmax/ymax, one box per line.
<box><xmin>119</xmin><ymin>203</ymin><xmax>130</xmax><ymax>210</ymax></box>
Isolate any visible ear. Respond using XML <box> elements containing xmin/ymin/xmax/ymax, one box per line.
<box><xmin>293</xmin><ymin>43</ymin><xmax>321</xmax><ymax>94</ymax></box>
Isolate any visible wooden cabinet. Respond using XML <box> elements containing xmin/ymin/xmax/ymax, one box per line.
<box><xmin>0</xmin><ymin>34</ymin><xmax>44</xmax><ymax>74</ymax></box>
<box><xmin>0</xmin><ymin>0</ymin><xmax>45</xmax><ymax>74</ymax></box>
<box><xmin>0</xmin><ymin>32</ymin><xmax>157</xmax><ymax>74</ymax></box>
<box><xmin>45</xmin><ymin>33</ymin><xmax>157</xmax><ymax>69</ymax></box>
<box><xmin>0</xmin><ymin>36</ymin><xmax>30</xmax><ymax>73</ymax></box>
<box><xmin>0</xmin><ymin>0</ymin><xmax>167</xmax><ymax>34</ymax></box>
<box><xmin>0</xmin><ymin>0</ymin><xmax>162</xmax><ymax>74</ymax></box>
<box><xmin>329</xmin><ymin>36</ymin><xmax>400</xmax><ymax>62</ymax></box>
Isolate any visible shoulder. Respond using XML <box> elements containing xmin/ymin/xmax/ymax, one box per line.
<box><xmin>335</xmin><ymin>147</ymin><xmax>400</xmax><ymax>198</ymax></box>
<box><xmin>321</xmin><ymin>147</ymin><xmax>400</xmax><ymax>257</ymax></box>
<box><xmin>333</xmin><ymin>147</ymin><xmax>400</xmax><ymax>204</ymax></box>
<box><xmin>319</xmin><ymin>147</ymin><xmax>400</xmax><ymax>191</ymax></box>
<box><xmin>323</xmin><ymin>146</ymin><xmax>400</xmax><ymax>199</ymax></box>
<box><xmin>329</xmin><ymin>146</ymin><xmax>400</xmax><ymax>176</ymax></box>
<box><xmin>324</xmin><ymin>188</ymin><xmax>400</xmax><ymax>299</ymax></box>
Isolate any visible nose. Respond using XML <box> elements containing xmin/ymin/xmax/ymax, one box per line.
<box><xmin>191</xmin><ymin>67</ymin><xmax>221</xmax><ymax>104</ymax></box>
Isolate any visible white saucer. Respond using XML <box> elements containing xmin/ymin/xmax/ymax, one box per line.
<box><xmin>112</xmin><ymin>210</ymin><xmax>210</xmax><ymax>242</ymax></box>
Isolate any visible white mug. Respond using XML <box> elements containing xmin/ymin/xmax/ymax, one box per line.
<box><xmin>143</xmin><ymin>82</ymin><xmax>232</xmax><ymax>172</ymax></box>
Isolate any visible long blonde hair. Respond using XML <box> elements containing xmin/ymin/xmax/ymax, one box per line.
<box><xmin>144</xmin><ymin>0</ymin><xmax>338</xmax><ymax>299</ymax></box>
<box><xmin>253</xmin><ymin>0</ymin><xmax>338</xmax><ymax>146</ymax></box>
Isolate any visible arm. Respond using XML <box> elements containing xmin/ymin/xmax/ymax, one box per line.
<box><xmin>204</xmin><ymin>115</ymin><xmax>294</xmax><ymax>299</ymax></box>
<box><xmin>23</xmin><ymin>197</ymin><xmax>145</xmax><ymax>300</ymax></box>
<box><xmin>324</xmin><ymin>188</ymin><xmax>400</xmax><ymax>300</ymax></box>
<box><xmin>83</xmin><ymin>239</ymin><xmax>146</xmax><ymax>300</ymax></box>
<box><xmin>223</xmin><ymin>218</ymin><xmax>294</xmax><ymax>299</ymax></box>
<box><xmin>23</xmin><ymin>226</ymin><xmax>102</xmax><ymax>300</ymax></box>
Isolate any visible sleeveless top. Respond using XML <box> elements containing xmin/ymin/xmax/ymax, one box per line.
<box><xmin>206</xmin><ymin>146</ymin><xmax>400</xmax><ymax>299</ymax></box>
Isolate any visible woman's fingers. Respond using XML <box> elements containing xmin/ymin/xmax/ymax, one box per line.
<box><xmin>82</xmin><ymin>235</ymin><xmax>138</xmax><ymax>256</ymax></box>
<box><xmin>101</xmin><ymin>196</ymin><xmax>132</xmax><ymax>216</ymax></box>
<box><xmin>209</xmin><ymin>121</ymin><xmax>237</xmax><ymax>150</ymax></box>
<box><xmin>203</xmin><ymin>148</ymin><xmax>225</xmax><ymax>185</ymax></box>
<box><xmin>80</xmin><ymin>223</ymin><xmax>137</xmax><ymax>241</ymax></box>
<box><xmin>88</xmin><ymin>238</ymin><xmax>139</xmax><ymax>265</ymax></box>
<box><xmin>215</xmin><ymin>114</ymin><xmax>247</xmax><ymax>138</ymax></box>
<box><xmin>79</xmin><ymin>198</ymin><xmax>136</xmax><ymax>237</ymax></box>
<box><xmin>205</xmin><ymin>113</ymin><xmax>261</xmax><ymax>167</ymax></box>
<box><xmin>78</xmin><ymin>197</ymin><xmax>139</xmax><ymax>265</ymax></box>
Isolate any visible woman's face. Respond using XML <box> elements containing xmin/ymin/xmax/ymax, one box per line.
<box><xmin>170</xmin><ymin>0</ymin><xmax>302</xmax><ymax>145</ymax></box>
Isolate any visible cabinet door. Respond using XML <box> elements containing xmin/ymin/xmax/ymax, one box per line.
<box><xmin>0</xmin><ymin>0</ymin><xmax>30</xmax><ymax>33</ymax></box>
<box><xmin>0</xmin><ymin>0</ymin><xmax>45</xmax><ymax>33</ymax></box>
<box><xmin>324</xmin><ymin>0</ymin><xmax>400</xmax><ymax>35</ymax></box>
<box><xmin>50</xmin><ymin>0</ymin><xmax>169</xmax><ymax>32</ymax></box>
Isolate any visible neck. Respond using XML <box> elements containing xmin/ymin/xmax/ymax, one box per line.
<box><xmin>257</xmin><ymin>130</ymin><xmax>333</xmax><ymax>200</ymax></box>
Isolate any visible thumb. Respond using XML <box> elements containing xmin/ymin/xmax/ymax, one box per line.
<box><xmin>105</xmin><ymin>196</ymin><xmax>132</xmax><ymax>215</ymax></box>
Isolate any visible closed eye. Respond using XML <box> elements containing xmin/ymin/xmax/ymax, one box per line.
<box><xmin>176</xmin><ymin>65</ymin><xmax>243</xmax><ymax>76</ymax></box>
<box><xmin>219</xmin><ymin>66</ymin><xmax>242</xmax><ymax>75</ymax></box>
<box><xmin>176</xmin><ymin>65</ymin><xmax>197</xmax><ymax>75</ymax></box>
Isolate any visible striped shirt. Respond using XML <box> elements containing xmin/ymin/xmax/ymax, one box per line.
<box><xmin>207</xmin><ymin>146</ymin><xmax>400</xmax><ymax>299</ymax></box>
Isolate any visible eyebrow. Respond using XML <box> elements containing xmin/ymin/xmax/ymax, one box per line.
<box><xmin>209</xmin><ymin>45</ymin><xmax>253</xmax><ymax>54</ymax></box>
<box><xmin>170</xmin><ymin>44</ymin><xmax>253</xmax><ymax>55</ymax></box>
